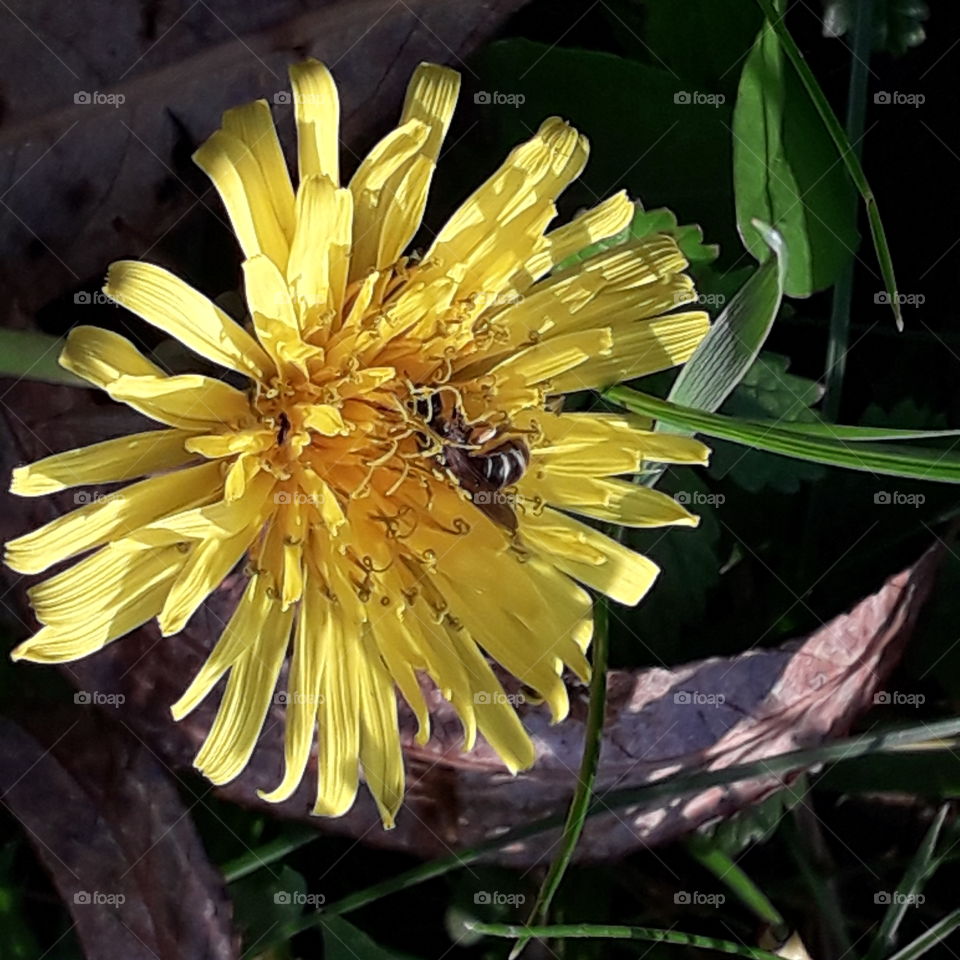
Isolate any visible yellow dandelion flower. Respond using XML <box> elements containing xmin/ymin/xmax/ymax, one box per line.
<box><xmin>5</xmin><ymin>61</ymin><xmax>711</xmax><ymax>828</ymax></box>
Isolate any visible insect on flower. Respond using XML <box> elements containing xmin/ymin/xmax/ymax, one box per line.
<box><xmin>5</xmin><ymin>60</ymin><xmax>712</xmax><ymax>827</ymax></box>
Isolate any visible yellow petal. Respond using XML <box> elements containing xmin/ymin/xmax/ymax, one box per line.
<box><xmin>348</xmin><ymin>119</ymin><xmax>429</xmax><ymax>278</ymax></box>
<box><xmin>171</xmin><ymin>575</ymin><xmax>269</xmax><ymax>719</ymax></box>
<box><xmin>13</xmin><ymin>543</ymin><xmax>184</xmax><ymax>662</ymax></box>
<box><xmin>422</xmin><ymin>117</ymin><xmax>588</xmax><ymax>296</ymax></box>
<box><xmin>158</xmin><ymin>474</ymin><xmax>273</xmax><ymax>635</ymax></box>
<box><xmin>193</xmin><ymin>583</ymin><xmax>293</xmax><ymax>784</ymax></box>
<box><xmin>400</xmin><ymin>63</ymin><xmax>460</xmax><ymax>161</ymax></box>
<box><xmin>526</xmin><ymin>472</ymin><xmax>700</xmax><ymax>528</ymax></box>
<box><xmin>5</xmin><ymin>460</ymin><xmax>223</xmax><ymax>575</ymax></box>
<box><xmin>258</xmin><ymin>573</ymin><xmax>328</xmax><ymax>803</ymax></box>
<box><xmin>357</xmin><ymin>629</ymin><xmax>404</xmax><ymax>827</ymax></box>
<box><xmin>521</xmin><ymin>507</ymin><xmax>661</xmax><ymax>605</ymax></box>
<box><xmin>289</xmin><ymin>59</ymin><xmax>340</xmax><ymax>185</ymax></box>
<box><xmin>287</xmin><ymin>175</ymin><xmax>353</xmax><ymax>322</ymax></box>
<box><xmin>105</xmin><ymin>261</ymin><xmax>273</xmax><ymax>379</ymax></box>
<box><xmin>10</xmin><ymin>429</ymin><xmax>198</xmax><ymax>496</ymax></box>
<box><xmin>193</xmin><ymin>129</ymin><xmax>291</xmax><ymax>270</ymax></box>
<box><xmin>550</xmin><ymin>312</ymin><xmax>710</xmax><ymax>393</ymax></box>
<box><xmin>314</xmin><ymin>575</ymin><xmax>361</xmax><ymax>817</ymax></box>
<box><xmin>222</xmin><ymin>99</ymin><xmax>295</xmax><ymax>240</ymax></box>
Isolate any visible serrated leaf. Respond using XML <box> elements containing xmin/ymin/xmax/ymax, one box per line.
<box><xmin>717</xmin><ymin>352</ymin><xmax>827</xmax><ymax>492</ymax></box>
<box><xmin>555</xmin><ymin>201</ymin><xmax>718</xmax><ymax>274</ymax></box>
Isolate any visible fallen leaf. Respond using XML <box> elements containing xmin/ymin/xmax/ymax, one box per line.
<box><xmin>0</xmin><ymin>0</ymin><xmax>528</xmax><ymax>322</ymax></box>
<box><xmin>0</xmin><ymin>709</ymin><xmax>238</xmax><ymax>960</ymax></box>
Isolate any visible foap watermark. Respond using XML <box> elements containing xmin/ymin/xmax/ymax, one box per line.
<box><xmin>274</xmin><ymin>691</ymin><xmax>325</xmax><ymax>706</ymax></box>
<box><xmin>874</xmin><ymin>690</ymin><xmax>925</xmax><ymax>707</ymax></box>
<box><xmin>274</xmin><ymin>890</ymin><xmax>325</xmax><ymax>906</ymax></box>
<box><xmin>74</xmin><ymin>90</ymin><xmax>125</xmax><ymax>108</ymax></box>
<box><xmin>674</xmin><ymin>90</ymin><xmax>725</xmax><ymax>108</ymax></box>
<box><xmin>471</xmin><ymin>490</ymin><xmax>518</xmax><ymax>506</ymax></box>
<box><xmin>875</xmin><ymin>891</ymin><xmax>925</xmax><ymax>906</ymax></box>
<box><xmin>677</xmin><ymin>291</ymin><xmax>726</xmax><ymax>308</ymax></box>
<box><xmin>874</xmin><ymin>491</ymin><xmax>925</xmax><ymax>507</ymax></box>
<box><xmin>274</xmin><ymin>491</ymin><xmax>320</xmax><ymax>505</ymax></box>
<box><xmin>272</xmin><ymin>91</ymin><xmax>329</xmax><ymax>106</ymax></box>
<box><xmin>74</xmin><ymin>891</ymin><xmax>126</xmax><ymax>906</ymax></box>
<box><xmin>74</xmin><ymin>690</ymin><xmax>126</xmax><ymax>707</ymax></box>
<box><xmin>874</xmin><ymin>91</ymin><xmax>925</xmax><ymax>108</ymax></box>
<box><xmin>674</xmin><ymin>491</ymin><xmax>725</xmax><ymax>506</ymax></box>
<box><xmin>73</xmin><ymin>490</ymin><xmax>125</xmax><ymax>506</ymax></box>
<box><xmin>471</xmin><ymin>290</ymin><xmax>524</xmax><ymax>309</ymax></box>
<box><xmin>74</xmin><ymin>291</ymin><xmax>119</xmax><ymax>307</ymax></box>
<box><xmin>473</xmin><ymin>891</ymin><xmax>526</xmax><ymax>906</ymax></box>
<box><xmin>474</xmin><ymin>690</ymin><xmax>526</xmax><ymax>706</ymax></box>
<box><xmin>674</xmin><ymin>691</ymin><xmax>725</xmax><ymax>707</ymax></box>
<box><xmin>674</xmin><ymin>891</ymin><xmax>726</xmax><ymax>907</ymax></box>
<box><xmin>474</xmin><ymin>90</ymin><xmax>525</xmax><ymax>108</ymax></box>
<box><xmin>875</xmin><ymin>291</ymin><xmax>925</xmax><ymax>307</ymax></box>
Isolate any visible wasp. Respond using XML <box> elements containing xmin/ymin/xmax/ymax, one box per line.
<box><xmin>414</xmin><ymin>390</ymin><xmax>529</xmax><ymax>532</ymax></box>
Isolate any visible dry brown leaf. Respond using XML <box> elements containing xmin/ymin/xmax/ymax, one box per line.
<box><xmin>0</xmin><ymin>0</ymin><xmax>527</xmax><ymax>322</ymax></box>
<box><xmin>0</xmin><ymin>710</ymin><xmax>238</xmax><ymax>960</ymax></box>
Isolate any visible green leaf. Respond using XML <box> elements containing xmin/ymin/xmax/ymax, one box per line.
<box><xmin>752</xmin><ymin>0</ymin><xmax>903</xmax><ymax>328</ymax></box>
<box><xmin>717</xmin><ymin>351</ymin><xmax>827</xmax><ymax>493</ymax></box>
<box><xmin>322</xmin><ymin>917</ymin><xmax>420</xmax><ymax>959</ymax></box>
<box><xmin>554</xmin><ymin>201</ymin><xmax>717</xmax><ymax>274</ymax></box>
<box><xmin>605</xmin><ymin>386</ymin><xmax>960</xmax><ymax>484</ymax></box>
<box><xmin>702</xmin><ymin>777</ymin><xmax>808</xmax><ymax>857</ymax></box>
<box><xmin>668</xmin><ymin>221</ymin><xmax>786</xmax><ymax>415</ymax></box>
<box><xmin>686</xmin><ymin>831</ymin><xmax>787</xmax><ymax>929</ymax></box>
<box><xmin>733</xmin><ymin>12</ymin><xmax>858</xmax><ymax>295</ymax></box>
<box><xmin>473</xmin><ymin>40</ymin><xmax>741</xmax><ymax>256</ymax></box>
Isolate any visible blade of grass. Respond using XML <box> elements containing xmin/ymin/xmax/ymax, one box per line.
<box><xmin>885</xmin><ymin>908</ymin><xmax>960</xmax><ymax>960</ymax></box>
<box><xmin>509</xmin><ymin>597</ymin><xmax>610</xmax><ymax>959</ymax></box>
<box><xmin>782</xmin><ymin>807</ymin><xmax>855</xmax><ymax>957</ymax></box>
<box><xmin>744</xmin><ymin>420</ymin><xmax>960</xmax><ymax>441</ymax></box>
<box><xmin>864</xmin><ymin>804</ymin><xmax>950</xmax><ymax>960</ymax></box>
<box><xmin>469</xmin><ymin>921</ymin><xmax>783</xmax><ymax>960</ymax></box>
<box><xmin>605</xmin><ymin>386</ymin><xmax>960</xmax><ymax>483</ymax></box>
<box><xmin>667</xmin><ymin>221</ymin><xmax>786</xmax><ymax>420</ymax></box>
<box><xmin>823</xmin><ymin>0</ymin><xmax>875</xmax><ymax>420</ymax></box>
<box><xmin>753</xmin><ymin>0</ymin><xmax>902</xmax><ymax>330</ymax></box>
<box><xmin>685</xmin><ymin>834</ymin><xmax>787</xmax><ymax>933</ymax></box>
<box><xmin>289</xmin><ymin>719</ymin><xmax>960</xmax><ymax>932</ymax></box>
<box><xmin>220</xmin><ymin>826</ymin><xmax>320</xmax><ymax>884</ymax></box>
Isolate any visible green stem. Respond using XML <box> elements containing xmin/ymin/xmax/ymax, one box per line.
<box><xmin>510</xmin><ymin>597</ymin><xmax>610</xmax><ymax>959</ymax></box>
<box><xmin>469</xmin><ymin>921</ymin><xmax>783</xmax><ymax>960</ymax></box>
<box><xmin>824</xmin><ymin>0</ymin><xmax>875</xmax><ymax>420</ymax></box>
